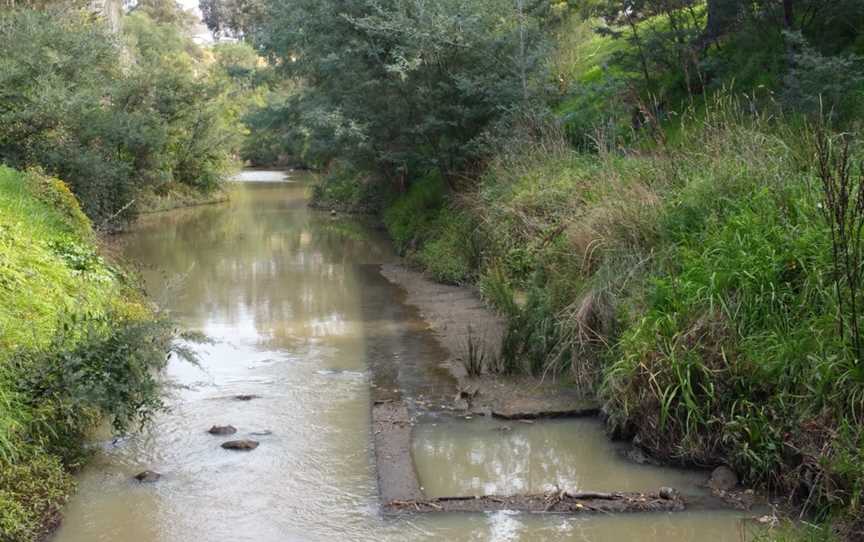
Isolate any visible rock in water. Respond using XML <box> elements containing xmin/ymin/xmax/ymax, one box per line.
<box><xmin>659</xmin><ymin>487</ymin><xmax>679</xmax><ymax>500</ymax></box>
<box><xmin>134</xmin><ymin>471</ymin><xmax>161</xmax><ymax>483</ymax></box>
<box><xmin>208</xmin><ymin>425</ymin><xmax>237</xmax><ymax>435</ymax></box>
<box><xmin>221</xmin><ymin>439</ymin><xmax>259</xmax><ymax>451</ymax></box>
<box><xmin>625</xmin><ymin>445</ymin><xmax>661</xmax><ymax>466</ymax></box>
<box><xmin>709</xmin><ymin>466</ymin><xmax>739</xmax><ymax>491</ymax></box>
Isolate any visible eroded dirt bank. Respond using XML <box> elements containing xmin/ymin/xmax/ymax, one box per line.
<box><xmin>379</xmin><ymin>264</ymin><xmax>598</xmax><ymax>419</ymax></box>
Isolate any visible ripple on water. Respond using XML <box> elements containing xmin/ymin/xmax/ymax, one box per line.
<box><xmin>53</xmin><ymin>176</ymin><xmax>752</xmax><ymax>542</ymax></box>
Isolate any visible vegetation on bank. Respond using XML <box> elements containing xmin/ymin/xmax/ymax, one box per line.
<box><xmin>0</xmin><ymin>167</ymin><xmax>176</xmax><ymax>541</ymax></box>
<box><xmin>198</xmin><ymin>0</ymin><xmax>864</xmax><ymax>537</ymax></box>
<box><xmin>0</xmin><ymin>2</ymin><xmax>240</xmax><ymax>539</ymax></box>
<box><xmin>0</xmin><ymin>0</ymin><xmax>251</xmax><ymax>228</ymax></box>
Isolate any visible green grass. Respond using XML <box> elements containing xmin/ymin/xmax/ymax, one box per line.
<box><xmin>0</xmin><ymin>167</ymin><xmax>138</xmax><ymax>354</ymax></box>
<box><xmin>382</xmin><ymin>99</ymin><xmax>864</xmax><ymax>535</ymax></box>
<box><xmin>0</xmin><ymin>166</ymin><xmax>163</xmax><ymax>541</ymax></box>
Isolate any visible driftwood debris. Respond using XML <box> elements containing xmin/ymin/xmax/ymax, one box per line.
<box><xmin>490</xmin><ymin>406</ymin><xmax>601</xmax><ymax>421</ymax></box>
<box><xmin>383</xmin><ymin>489</ymin><xmax>685</xmax><ymax>515</ymax></box>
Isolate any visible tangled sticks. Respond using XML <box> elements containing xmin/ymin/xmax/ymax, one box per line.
<box><xmin>385</xmin><ymin>490</ymin><xmax>685</xmax><ymax>514</ymax></box>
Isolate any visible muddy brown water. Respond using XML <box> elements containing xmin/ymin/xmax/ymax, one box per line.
<box><xmin>53</xmin><ymin>171</ymin><xmax>753</xmax><ymax>542</ymax></box>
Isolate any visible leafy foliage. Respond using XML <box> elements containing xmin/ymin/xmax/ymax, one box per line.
<box><xmin>209</xmin><ymin>0</ymin><xmax>548</xmax><ymax>182</ymax></box>
<box><xmin>0</xmin><ymin>6</ymin><xmax>243</xmax><ymax>226</ymax></box>
<box><xmin>0</xmin><ymin>167</ymin><xmax>174</xmax><ymax>540</ymax></box>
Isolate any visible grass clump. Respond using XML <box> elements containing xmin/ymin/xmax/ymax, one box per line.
<box><xmin>0</xmin><ymin>452</ymin><xmax>72</xmax><ymax>542</ymax></box>
<box><xmin>380</xmin><ymin>172</ymin><xmax>479</xmax><ymax>284</ymax></box>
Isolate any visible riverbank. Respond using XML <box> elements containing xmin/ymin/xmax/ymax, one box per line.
<box><xmin>372</xmin><ymin>263</ymin><xmax>689</xmax><ymax>513</ymax></box>
<box><xmin>314</xmin><ymin>97</ymin><xmax>864</xmax><ymax>538</ymax></box>
<box><xmin>0</xmin><ymin>167</ymin><xmax>171</xmax><ymax>542</ymax></box>
<box><xmin>379</xmin><ymin>264</ymin><xmax>599</xmax><ymax>419</ymax></box>
<box><xmin>137</xmin><ymin>182</ymin><xmax>231</xmax><ymax>215</ymax></box>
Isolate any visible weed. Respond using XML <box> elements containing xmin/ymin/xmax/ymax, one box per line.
<box><xmin>461</xmin><ymin>325</ymin><xmax>488</xmax><ymax>377</ymax></box>
<box><xmin>813</xmin><ymin>125</ymin><xmax>864</xmax><ymax>367</ymax></box>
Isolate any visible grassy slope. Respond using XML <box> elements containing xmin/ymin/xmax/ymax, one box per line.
<box><xmin>367</xmin><ymin>13</ymin><xmax>862</xmax><ymax>541</ymax></box>
<box><xmin>0</xmin><ymin>166</ymin><xmax>154</xmax><ymax>541</ymax></box>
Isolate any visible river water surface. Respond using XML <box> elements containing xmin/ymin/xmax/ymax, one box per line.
<box><xmin>54</xmin><ymin>171</ymin><xmax>752</xmax><ymax>542</ymax></box>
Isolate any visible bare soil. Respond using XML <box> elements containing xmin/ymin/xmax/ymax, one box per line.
<box><xmin>379</xmin><ymin>264</ymin><xmax>600</xmax><ymax>419</ymax></box>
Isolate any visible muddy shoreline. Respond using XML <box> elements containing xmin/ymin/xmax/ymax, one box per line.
<box><xmin>378</xmin><ymin>264</ymin><xmax>600</xmax><ymax>419</ymax></box>
<box><xmin>370</xmin><ymin>263</ymin><xmax>727</xmax><ymax>517</ymax></box>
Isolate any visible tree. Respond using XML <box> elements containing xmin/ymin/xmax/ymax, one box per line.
<box><xmin>223</xmin><ymin>0</ymin><xmax>545</xmax><ymax>186</ymax></box>
<box><xmin>0</xmin><ymin>6</ymin><xmax>243</xmax><ymax>225</ymax></box>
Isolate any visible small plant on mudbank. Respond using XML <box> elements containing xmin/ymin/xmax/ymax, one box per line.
<box><xmin>460</xmin><ymin>326</ymin><xmax>488</xmax><ymax>377</ymax></box>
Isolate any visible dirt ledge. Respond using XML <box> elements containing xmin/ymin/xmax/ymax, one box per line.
<box><xmin>379</xmin><ymin>264</ymin><xmax>600</xmax><ymax>418</ymax></box>
<box><xmin>372</xmin><ymin>400</ymin><xmax>423</xmax><ymax>504</ymax></box>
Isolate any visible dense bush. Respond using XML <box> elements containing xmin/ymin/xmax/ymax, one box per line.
<box><xmin>0</xmin><ymin>6</ymin><xmax>243</xmax><ymax>226</ymax></box>
<box><xmin>310</xmin><ymin>161</ymin><xmax>389</xmax><ymax>214</ymax></box>
<box><xmin>382</xmin><ymin>173</ymin><xmax>448</xmax><ymax>253</ymax></box>
<box><xmin>206</xmin><ymin>0</ymin><xmax>549</xmax><ymax>182</ymax></box>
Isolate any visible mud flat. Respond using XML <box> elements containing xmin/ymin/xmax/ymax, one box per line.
<box><xmin>379</xmin><ymin>264</ymin><xmax>599</xmax><ymax>419</ymax></box>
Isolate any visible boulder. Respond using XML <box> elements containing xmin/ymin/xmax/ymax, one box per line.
<box><xmin>221</xmin><ymin>439</ymin><xmax>259</xmax><ymax>451</ymax></box>
<box><xmin>134</xmin><ymin>470</ymin><xmax>161</xmax><ymax>483</ymax></box>
<box><xmin>208</xmin><ymin>425</ymin><xmax>237</xmax><ymax>435</ymax></box>
<box><xmin>709</xmin><ymin>465</ymin><xmax>739</xmax><ymax>491</ymax></box>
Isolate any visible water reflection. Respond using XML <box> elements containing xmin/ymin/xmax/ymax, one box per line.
<box><xmin>414</xmin><ymin>417</ymin><xmax>710</xmax><ymax>497</ymax></box>
<box><xmin>53</xmin><ymin>172</ymin><xmax>753</xmax><ymax>542</ymax></box>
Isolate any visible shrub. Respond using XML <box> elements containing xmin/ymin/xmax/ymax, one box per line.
<box><xmin>383</xmin><ymin>172</ymin><xmax>447</xmax><ymax>253</ymax></box>
<box><xmin>10</xmin><ymin>316</ymin><xmax>174</xmax><ymax>464</ymax></box>
<box><xmin>310</xmin><ymin>161</ymin><xmax>388</xmax><ymax>213</ymax></box>
<box><xmin>417</xmin><ymin>209</ymin><xmax>478</xmax><ymax>285</ymax></box>
<box><xmin>25</xmin><ymin>170</ymin><xmax>91</xmax><ymax>238</ymax></box>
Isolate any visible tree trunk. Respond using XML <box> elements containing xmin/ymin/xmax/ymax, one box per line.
<box><xmin>699</xmin><ymin>0</ymin><xmax>742</xmax><ymax>50</ymax></box>
<box><xmin>783</xmin><ymin>0</ymin><xmax>795</xmax><ymax>28</ymax></box>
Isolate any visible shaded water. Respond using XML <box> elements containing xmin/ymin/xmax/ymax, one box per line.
<box><xmin>54</xmin><ymin>171</ymin><xmax>753</xmax><ymax>541</ymax></box>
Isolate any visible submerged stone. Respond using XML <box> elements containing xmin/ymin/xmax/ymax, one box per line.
<box><xmin>221</xmin><ymin>439</ymin><xmax>259</xmax><ymax>451</ymax></box>
<box><xmin>208</xmin><ymin>425</ymin><xmax>238</xmax><ymax>435</ymax></box>
<box><xmin>134</xmin><ymin>470</ymin><xmax>161</xmax><ymax>483</ymax></box>
<box><xmin>709</xmin><ymin>466</ymin><xmax>739</xmax><ymax>491</ymax></box>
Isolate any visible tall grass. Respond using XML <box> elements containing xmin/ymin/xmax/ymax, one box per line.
<box><xmin>443</xmin><ymin>96</ymin><xmax>864</xmax><ymax>531</ymax></box>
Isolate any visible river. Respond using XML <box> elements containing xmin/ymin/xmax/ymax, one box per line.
<box><xmin>53</xmin><ymin>171</ymin><xmax>752</xmax><ymax>542</ymax></box>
